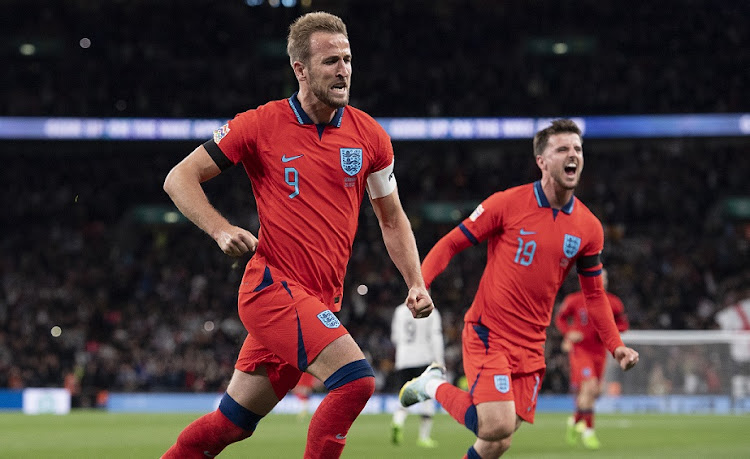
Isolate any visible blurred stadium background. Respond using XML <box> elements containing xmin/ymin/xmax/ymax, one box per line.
<box><xmin>2</xmin><ymin>0</ymin><xmax>750</xmax><ymax>455</ymax></box>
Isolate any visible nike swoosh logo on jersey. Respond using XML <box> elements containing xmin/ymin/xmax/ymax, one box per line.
<box><xmin>519</xmin><ymin>229</ymin><xmax>536</xmax><ymax>235</ymax></box>
<box><xmin>203</xmin><ymin>451</ymin><xmax>217</xmax><ymax>457</ymax></box>
<box><xmin>281</xmin><ymin>154</ymin><xmax>304</xmax><ymax>162</ymax></box>
<box><xmin>335</xmin><ymin>433</ymin><xmax>347</xmax><ymax>440</ymax></box>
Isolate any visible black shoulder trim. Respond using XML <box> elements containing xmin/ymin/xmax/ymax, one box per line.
<box><xmin>203</xmin><ymin>140</ymin><xmax>233</xmax><ymax>171</ymax></box>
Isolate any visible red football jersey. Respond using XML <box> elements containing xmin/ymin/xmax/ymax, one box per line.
<box><xmin>424</xmin><ymin>181</ymin><xmax>614</xmax><ymax>353</ymax></box>
<box><xmin>207</xmin><ymin>94</ymin><xmax>393</xmax><ymax>311</ymax></box>
<box><xmin>555</xmin><ymin>290</ymin><xmax>629</xmax><ymax>353</ymax></box>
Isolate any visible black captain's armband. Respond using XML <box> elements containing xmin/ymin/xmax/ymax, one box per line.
<box><xmin>576</xmin><ymin>253</ymin><xmax>601</xmax><ymax>271</ymax></box>
<box><xmin>203</xmin><ymin>140</ymin><xmax>233</xmax><ymax>171</ymax></box>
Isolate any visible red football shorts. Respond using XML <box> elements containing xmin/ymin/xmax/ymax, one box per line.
<box><xmin>235</xmin><ymin>261</ymin><xmax>349</xmax><ymax>400</ymax></box>
<box><xmin>462</xmin><ymin>322</ymin><xmax>545</xmax><ymax>423</ymax></box>
<box><xmin>568</xmin><ymin>346</ymin><xmax>607</xmax><ymax>389</ymax></box>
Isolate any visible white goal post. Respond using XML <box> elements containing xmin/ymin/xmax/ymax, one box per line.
<box><xmin>604</xmin><ymin>330</ymin><xmax>750</xmax><ymax>398</ymax></box>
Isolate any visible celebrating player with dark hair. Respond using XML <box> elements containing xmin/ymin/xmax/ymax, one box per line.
<box><xmin>400</xmin><ymin>119</ymin><xmax>639</xmax><ymax>458</ymax></box>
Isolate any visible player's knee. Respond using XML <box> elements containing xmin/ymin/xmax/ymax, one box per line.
<box><xmin>476</xmin><ymin>437</ymin><xmax>513</xmax><ymax>459</ymax></box>
<box><xmin>218</xmin><ymin>394</ymin><xmax>263</xmax><ymax>440</ymax></box>
<box><xmin>494</xmin><ymin>436</ymin><xmax>514</xmax><ymax>456</ymax></box>
<box><xmin>348</xmin><ymin>373</ymin><xmax>376</xmax><ymax>401</ymax></box>
<box><xmin>581</xmin><ymin>379</ymin><xmax>601</xmax><ymax>398</ymax></box>
<box><xmin>324</xmin><ymin>359</ymin><xmax>375</xmax><ymax>401</ymax></box>
<box><xmin>582</xmin><ymin>377</ymin><xmax>599</xmax><ymax>391</ymax></box>
<box><xmin>478</xmin><ymin>420</ymin><xmax>515</xmax><ymax>442</ymax></box>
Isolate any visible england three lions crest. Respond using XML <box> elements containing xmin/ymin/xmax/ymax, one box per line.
<box><xmin>340</xmin><ymin>148</ymin><xmax>362</xmax><ymax>176</ymax></box>
<box><xmin>563</xmin><ymin>234</ymin><xmax>581</xmax><ymax>258</ymax></box>
<box><xmin>494</xmin><ymin>375</ymin><xmax>510</xmax><ymax>393</ymax></box>
<box><xmin>317</xmin><ymin>310</ymin><xmax>341</xmax><ymax>329</ymax></box>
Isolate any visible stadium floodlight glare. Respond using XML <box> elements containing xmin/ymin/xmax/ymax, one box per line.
<box><xmin>552</xmin><ymin>42</ymin><xmax>569</xmax><ymax>54</ymax></box>
<box><xmin>19</xmin><ymin>43</ymin><xmax>36</xmax><ymax>56</ymax></box>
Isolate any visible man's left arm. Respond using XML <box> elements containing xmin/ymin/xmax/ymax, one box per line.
<box><xmin>577</xmin><ymin>256</ymin><xmax>639</xmax><ymax>370</ymax></box>
<box><xmin>370</xmin><ymin>188</ymin><xmax>433</xmax><ymax>319</ymax></box>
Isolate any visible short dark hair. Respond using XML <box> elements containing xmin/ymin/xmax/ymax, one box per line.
<box><xmin>287</xmin><ymin>12</ymin><xmax>348</xmax><ymax>66</ymax></box>
<box><xmin>533</xmin><ymin>119</ymin><xmax>582</xmax><ymax>156</ymax></box>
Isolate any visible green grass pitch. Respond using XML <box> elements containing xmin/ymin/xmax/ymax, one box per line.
<box><xmin>1</xmin><ymin>411</ymin><xmax>749</xmax><ymax>458</ymax></box>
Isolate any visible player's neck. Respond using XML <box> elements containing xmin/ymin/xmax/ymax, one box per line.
<box><xmin>540</xmin><ymin>178</ymin><xmax>574</xmax><ymax>209</ymax></box>
<box><xmin>297</xmin><ymin>89</ymin><xmax>337</xmax><ymax>124</ymax></box>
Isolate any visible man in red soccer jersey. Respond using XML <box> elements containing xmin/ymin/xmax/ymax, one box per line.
<box><xmin>161</xmin><ymin>12</ymin><xmax>433</xmax><ymax>459</ymax></box>
<box><xmin>399</xmin><ymin>119</ymin><xmax>639</xmax><ymax>459</ymax></box>
<box><xmin>555</xmin><ymin>268</ymin><xmax>629</xmax><ymax>449</ymax></box>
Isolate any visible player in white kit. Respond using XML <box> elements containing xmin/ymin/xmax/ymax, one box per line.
<box><xmin>390</xmin><ymin>302</ymin><xmax>445</xmax><ymax>448</ymax></box>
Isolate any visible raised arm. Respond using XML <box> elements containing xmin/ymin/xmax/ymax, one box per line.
<box><xmin>421</xmin><ymin>225</ymin><xmax>473</xmax><ymax>289</ymax></box>
<box><xmin>163</xmin><ymin>144</ymin><xmax>257</xmax><ymax>257</ymax></box>
<box><xmin>370</xmin><ymin>188</ymin><xmax>433</xmax><ymax>319</ymax></box>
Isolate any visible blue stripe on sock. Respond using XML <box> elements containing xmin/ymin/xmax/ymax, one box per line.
<box><xmin>464</xmin><ymin>405</ymin><xmax>479</xmax><ymax>435</ymax></box>
<box><xmin>218</xmin><ymin>393</ymin><xmax>263</xmax><ymax>432</ymax></box>
<box><xmin>323</xmin><ymin>359</ymin><xmax>375</xmax><ymax>391</ymax></box>
<box><xmin>467</xmin><ymin>445</ymin><xmax>481</xmax><ymax>459</ymax></box>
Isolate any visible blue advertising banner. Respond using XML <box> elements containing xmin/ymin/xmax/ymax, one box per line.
<box><xmin>1</xmin><ymin>114</ymin><xmax>748</xmax><ymax>141</ymax></box>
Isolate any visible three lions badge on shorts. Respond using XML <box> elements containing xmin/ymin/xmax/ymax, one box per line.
<box><xmin>494</xmin><ymin>375</ymin><xmax>510</xmax><ymax>393</ymax></box>
<box><xmin>317</xmin><ymin>310</ymin><xmax>341</xmax><ymax>329</ymax></box>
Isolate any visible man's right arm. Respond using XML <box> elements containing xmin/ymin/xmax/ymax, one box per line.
<box><xmin>421</xmin><ymin>226</ymin><xmax>473</xmax><ymax>289</ymax></box>
<box><xmin>163</xmin><ymin>144</ymin><xmax>257</xmax><ymax>257</ymax></box>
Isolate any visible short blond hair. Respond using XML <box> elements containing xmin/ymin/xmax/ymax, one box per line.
<box><xmin>533</xmin><ymin>119</ymin><xmax>582</xmax><ymax>156</ymax></box>
<box><xmin>287</xmin><ymin>12</ymin><xmax>348</xmax><ymax>65</ymax></box>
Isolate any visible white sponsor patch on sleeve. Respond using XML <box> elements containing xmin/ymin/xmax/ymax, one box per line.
<box><xmin>366</xmin><ymin>160</ymin><xmax>396</xmax><ymax>199</ymax></box>
<box><xmin>213</xmin><ymin>123</ymin><xmax>230</xmax><ymax>144</ymax></box>
<box><xmin>469</xmin><ymin>203</ymin><xmax>485</xmax><ymax>221</ymax></box>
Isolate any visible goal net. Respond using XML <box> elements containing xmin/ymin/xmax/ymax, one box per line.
<box><xmin>604</xmin><ymin>330</ymin><xmax>750</xmax><ymax>399</ymax></box>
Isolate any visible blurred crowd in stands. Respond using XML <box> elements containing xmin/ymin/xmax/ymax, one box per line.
<box><xmin>2</xmin><ymin>137</ymin><xmax>748</xmax><ymax>405</ymax></box>
<box><xmin>3</xmin><ymin>0</ymin><xmax>748</xmax><ymax>118</ymax></box>
<box><xmin>1</xmin><ymin>0</ymin><xmax>749</xmax><ymax>406</ymax></box>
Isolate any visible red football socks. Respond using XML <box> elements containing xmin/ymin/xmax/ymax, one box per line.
<box><xmin>436</xmin><ymin>384</ymin><xmax>479</xmax><ymax>434</ymax></box>
<box><xmin>575</xmin><ymin>409</ymin><xmax>594</xmax><ymax>428</ymax></box>
<box><xmin>304</xmin><ymin>376</ymin><xmax>375</xmax><ymax>459</ymax></box>
<box><xmin>161</xmin><ymin>409</ymin><xmax>252</xmax><ymax>458</ymax></box>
